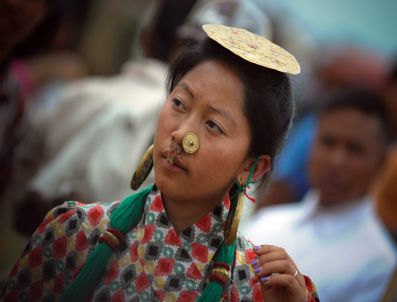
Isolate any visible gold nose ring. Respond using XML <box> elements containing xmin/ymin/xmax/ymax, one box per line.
<box><xmin>182</xmin><ymin>132</ymin><xmax>200</xmax><ymax>154</ymax></box>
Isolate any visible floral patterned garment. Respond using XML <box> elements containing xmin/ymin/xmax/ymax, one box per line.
<box><xmin>2</xmin><ymin>187</ymin><xmax>319</xmax><ymax>301</ymax></box>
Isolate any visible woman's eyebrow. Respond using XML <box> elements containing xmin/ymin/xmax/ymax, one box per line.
<box><xmin>208</xmin><ymin>105</ymin><xmax>237</xmax><ymax>127</ymax></box>
<box><xmin>177</xmin><ymin>82</ymin><xmax>194</xmax><ymax>98</ymax></box>
<box><xmin>177</xmin><ymin>82</ymin><xmax>236</xmax><ymax>126</ymax></box>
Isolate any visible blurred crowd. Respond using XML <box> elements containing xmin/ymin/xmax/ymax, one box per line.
<box><xmin>0</xmin><ymin>0</ymin><xmax>396</xmax><ymax>301</ymax></box>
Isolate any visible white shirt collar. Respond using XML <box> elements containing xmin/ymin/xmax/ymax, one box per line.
<box><xmin>295</xmin><ymin>190</ymin><xmax>372</xmax><ymax>227</ymax></box>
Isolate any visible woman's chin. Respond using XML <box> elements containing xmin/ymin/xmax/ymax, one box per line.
<box><xmin>155</xmin><ymin>173</ymin><xmax>179</xmax><ymax>198</ymax></box>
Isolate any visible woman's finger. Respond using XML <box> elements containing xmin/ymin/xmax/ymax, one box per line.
<box><xmin>260</xmin><ymin>272</ymin><xmax>307</xmax><ymax>301</ymax></box>
<box><xmin>253</xmin><ymin>244</ymin><xmax>284</xmax><ymax>256</ymax></box>
<box><xmin>252</xmin><ymin>249</ymin><xmax>290</xmax><ymax>268</ymax></box>
<box><xmin>252</xmin><ymin>259</ymin><xmax>296</xmax><ymax>277</ymax></box>
<box><xmin>261</xmin><ymin>271</ymin><xmax>298</xmax><ymax>286</ymax></box>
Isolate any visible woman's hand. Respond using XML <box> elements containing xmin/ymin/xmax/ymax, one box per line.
<box><xmin>251</xmin><ymin>245</ymin><xmax>307</xmax><ymax>302</ymax></box>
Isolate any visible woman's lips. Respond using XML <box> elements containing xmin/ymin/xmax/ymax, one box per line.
<box><xmin>161</xmin><ymin>151</ymin><xmax>187</xmax><ymax>172</ymax></box>
<box><xmin>173</xmin><ymin>157</ymin><xmax>187</xmax><ymax>171</ymax></box>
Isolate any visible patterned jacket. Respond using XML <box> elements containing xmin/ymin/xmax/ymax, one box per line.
<box><xmin>2</xmin><ymin>187</ymin><xmax>319</xmax><ymax>301</ymax></box>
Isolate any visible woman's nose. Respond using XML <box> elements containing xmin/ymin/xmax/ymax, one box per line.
<box><xmin>171</xmin><ymin>120</ymin><xmax>196</xmax><ymax>144</ymax></box>
<box><xmin>171</xmin><ymin>123</ymin><xmax>200</xmax><ymax>154</ymax></box>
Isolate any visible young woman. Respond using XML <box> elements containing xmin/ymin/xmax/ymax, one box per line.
<box><xmin>2</xmin><ymin>24</ymin><xmax>319</xmax><ymax>301</ymax></box>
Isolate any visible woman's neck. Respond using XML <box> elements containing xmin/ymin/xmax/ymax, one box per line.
<box><xmin>161</xmin><ymin>193</ymin><xmax>225</xmax><ymax>233</ymax></box>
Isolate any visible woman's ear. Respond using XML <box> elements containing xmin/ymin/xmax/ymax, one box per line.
<box><xmin>238</xmin><ymin>155</ymin><xmax>272</xmax><ymax>184</ymax></box>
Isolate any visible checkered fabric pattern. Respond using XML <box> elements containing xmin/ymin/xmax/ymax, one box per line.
<box><xmin>2</xmin><ymin>187</ymin><xmax>319</xmax><ymax>301</ymax></box>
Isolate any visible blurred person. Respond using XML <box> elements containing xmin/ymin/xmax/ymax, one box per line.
<box><xmin>0</xmin><ymin>0</ymin><xmax>95</xmax><ymax>286</ymax></box>
<box><xmin>0</xmin><ymin>0</ymin><xmax>48</xmax><ymax>65</ymax></box>
<box><xmin>0</xmin><ymin>0</ymin><xmax>54</xmax><ymax>283</ymax></box>
<box><xmin>8</xmin><ymin>0</ymin><xmax>271</xmax><ymax>237</ymax></box>
<box><xmin>0</xmin><ymin>0</ymin><xmax>91</xmax><ymax>288</ymax></box>
<box><xmin>0</xmin><ymin>0</ymin><xmax>90</xmax><ymax>202</ymax></box>
<box><xmin>375</xmin><ymin>60</ymin><xmax>397</xmax><ymax>242</ymax></box>
<box><xmin>1</xmin><ymin>24</ymin><xmax>319</xmax><ymax>302</ymax></box>
<box><xmin>7</xmin><ymin>0</ymin><xmax>197</xmax><ymax>225</ymax></box>
<box><xmin>243</xmin><ymin>87</ymin><xmax>397</xmax><ymax>302</ymax></box>
<box><xmin>382</xmin><ymin>60</ymin><xmax>397</xmax><ymax>138</ymax></box>
<box><xmin>0</xmin><ymin>0</ymin><xmax>56</xmax><ymax>200</ymax></box>
<box><xmin>257</xmin><ymin>48</ymin><xmax>389</xmax><ymax>208</ymax></box>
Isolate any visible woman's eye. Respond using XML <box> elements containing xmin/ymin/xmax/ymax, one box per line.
<box><xmin>171</xmin><ymin>98</ymin><xmax>185</xmax><ymax>111</ymax></box>
<box><xmin>206</xmin><ymin>120</ymin><xmax>224</xmax><ymax>134</ymax></box>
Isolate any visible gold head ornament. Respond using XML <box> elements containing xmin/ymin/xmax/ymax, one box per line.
<box><xmin>202</xmin><ymin>24</ymin><xmax>300</xmax><ymax>75</ymax></box>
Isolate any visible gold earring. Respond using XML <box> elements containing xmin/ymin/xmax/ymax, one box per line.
<box><xmin>225</xmin><ymin>185</ymin><xmax>244</xmax><ymax>245</ymax></box>
<box><xmin>130</xmin><ymin>144</ymin><xmax>154</xmax><ymax>190</ymax></box>
<box><xmin>182</xmin><ymin>132</ymin><xmax>200</xmax><ymax>154</ymax></box>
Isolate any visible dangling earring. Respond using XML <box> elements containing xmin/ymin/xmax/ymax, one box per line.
<box><xmin>225</xmin><ymin>183</ymin><xmax>245</xmax><ymax>245</ymax></box>
<box><xmin>224</xmin><ymin>158</ymin><xmax>259</xmax><ymax>245</ymax></box>
<box><xmin>130</xmin><ymin>144</ymin><xmax>154</xmax><ymax>190</ymax></box>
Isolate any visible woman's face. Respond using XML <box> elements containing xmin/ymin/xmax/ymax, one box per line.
<box><xmin>154</xmin><ymin>60</ymin><xmax>252</xmax><ymax>204</ymax></box>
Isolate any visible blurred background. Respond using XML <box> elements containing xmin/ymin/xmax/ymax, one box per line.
<box><xmin>1</xmin><ymin>0</ymin><xmax>397</xmax><ymax>299</ymax></box>
<box><xmin>279</xmin><ymin>0</ymin><xmax>397</xmax><ymax>56</ymax></box>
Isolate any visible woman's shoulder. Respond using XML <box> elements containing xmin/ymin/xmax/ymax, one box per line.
<box><xmin>36</xmin><ymin>200</ymin><xmax>122</xmax><ymax>234</ymax></box>
<box><xmin>22</xmin><ymin>200</ymin><xmax>123</xmax><ymax>260</ymax></box>
<box><xmin>1</xmin><ymin>200</ymin><xmax>123</xmax><ymax>301</ymax></box>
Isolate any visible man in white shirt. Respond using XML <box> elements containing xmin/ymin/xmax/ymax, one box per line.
<box><xmin>243</xmin><ymin>87</ymin><xmax>397</xmax><ymax>302</ymax></box>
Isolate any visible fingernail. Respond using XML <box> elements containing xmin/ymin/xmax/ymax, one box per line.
<box><xmin>253</xmin><ymin>245</ymin><xmax>260</xmax><ymax>251</ymax></box>
<box><xmin>251</xmin><ymin>259</ymin><xmax>257</xmax><ymax>266</ymax></box>
<box><xmin>254</xmin><ymin>267</ymin><xmax>261</xmax><ymax>274</ymax></box>
<box><xmin>261</xmin><ymin>276</ymin><xmax>269</xmax><ymax>283</ymax></box>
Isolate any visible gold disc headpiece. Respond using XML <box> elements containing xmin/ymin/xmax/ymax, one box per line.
<box><xmin>202</xmin><ymin>24</ymin><xmax>300</xmax><ymax>75</ymax></box>
<box><xmin>182</xmin><ymin>132</ymin><xmax>200</xmax><ymax>154</ymax></box>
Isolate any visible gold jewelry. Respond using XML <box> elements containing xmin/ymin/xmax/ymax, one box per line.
<box><xmin>209</xmin><ymin>262</ymin><xmax>231</xmax><ymax>288</ymax></box>
<box><xmin>130</xmin><ymin>144</ymin><xmax>154</xmax><ymax>190</ymax></box>
<box><xmin>225</xmin><ymin>189</ymin><xmax>244</xmax><ymax>245</ymax></box>
<box><xmin>182</xmin><ymin>132</ymin><xmax>200</xmax><ymax>154</ymax></box>
<box><xmin>202</xmin><ymin>24</ymin><xmax>300</xmax><ymax>75</ymax></box>
<box><xmin>209</xmin><ymin>267</ymin><xmax>230</xmax><ymax>287</ymax></box>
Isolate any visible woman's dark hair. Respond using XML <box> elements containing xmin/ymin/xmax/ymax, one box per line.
<box><xmin>166</xmin><ymin>38</ymin><xmax>294</xmax><ymax>180</ymax></box>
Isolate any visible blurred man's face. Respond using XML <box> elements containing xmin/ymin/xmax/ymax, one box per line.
<box><xmin>309</xmin><ymin>108</ymin><xmax>385</xmax><ymax>205</ymax></box>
